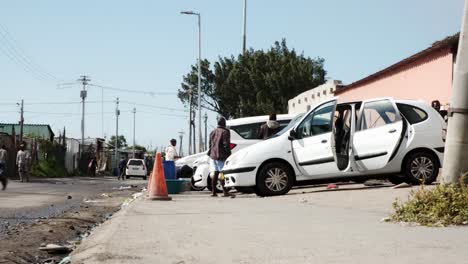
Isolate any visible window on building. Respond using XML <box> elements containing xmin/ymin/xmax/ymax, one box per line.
<box><xmin>311</xmin><ymin>94</ymin><xmax>315</xmax><ymax>99</ymax></box>
<box><xmin>323</xmin><ymin>90</ymin><xmax>327</xmax><ymax>95</ymax></box>
<box><xmin>317</xmin><ymin>93</ymin><xmax>320</xmax><ymax>97</ymax></box>
<box><xmin>330</xmin><ymin>88</ymin><xmax>334</xmax><ymax>93</ymax></box>
<box><xmin>293</xmin><ymin>103</ymin><xmax>295</xmax><ymax>108</ymax></box>
<box><xmin>304</xmin><ymin>97</ymin><xmax>308</xmax><ymax>103</ymax></box>
<box><xmin>298</xmin><ymin>99</ymin><xmax>301</xmax><ymax>104</ymax></box>
<box><xmin>307</xmin><ymin>105</ymin><xmax>311</xmax><ymax>111</ymax></box>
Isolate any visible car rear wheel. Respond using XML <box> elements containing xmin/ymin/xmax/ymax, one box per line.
<box><xmin>403</xmin><ymin>151</ymin><xmax>439</xmax><ymax>185</ymax></box>
<box><xmin>256</xmin><ymin>162</ymin><xmax>293</xmax><ymax>196</ymax></box>
<box><xmin>190</xmin><ymin>177</ymin><xmax>205</xmax><ymax>191</ymax></box>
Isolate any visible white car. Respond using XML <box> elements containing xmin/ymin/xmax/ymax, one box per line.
<box><xmin>223</xmin><ymin>98</ymin><xmax>446</xmax><ymax>196</ymax></box>
<box><xmin>180</xmin><ymin>114</ymin><xmax>297</xmax><ymax>191</ymax></box>
<box><xmin>125</xmin><ymin>159</ymin><xmax>148</xmax><ymax>180</ymax></box>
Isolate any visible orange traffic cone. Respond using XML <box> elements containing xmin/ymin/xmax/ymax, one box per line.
<box><xmin>148</xmin><ymin>153</ymin><xmax>172</xmax><ymax>201</ymax></box>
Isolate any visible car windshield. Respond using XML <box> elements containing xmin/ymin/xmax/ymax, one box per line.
<box><xmin>272</xmin><ymin>113</ymin><xmax>305</xmax><ymax>137</ymax></box>
<box><xmin>128</xmin><ymin>160</ymin><xmax>143</xmax><ymax>166</ymax></box>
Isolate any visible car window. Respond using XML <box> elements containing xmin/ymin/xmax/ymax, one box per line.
<box><xmin>360</xmin><ymin>100</ymin><xmax>401</xmax><ymax>130</ymax></box>
<box><xmin>128</xmin><ymin>160</ymin><xmax>143</xmax><ymax>166</ymax></box>
<box><xmin>396</xmin><ymin>103</ymin><xmax>428</xmax><ymax>124</ymax></box>
<box><xmin>296</xmin><ymin>101</ymin><xmax>334</xmax><ymax>138</ymax></box>
<box><xmin>273</xmin><ymin>114</ymin><xmax>305</xmax><ymax>137</ymax></box>
<box><xmin>229</xmin><ymin>120</ymin><xmax>290</xmax><ymax>139</ymax></box>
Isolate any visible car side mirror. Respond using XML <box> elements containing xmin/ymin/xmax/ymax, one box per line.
<box><xmin>288</xmin><ymin>130</ymin><xmax>296</xmax><ymax>140</ymax></box>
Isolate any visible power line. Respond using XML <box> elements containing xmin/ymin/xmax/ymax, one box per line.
<box><xmin>88</xmin><ymin>84</ymin><xmax>175</xmax><ymax>96</ymax></box>
<box><xmin>119</xmin><ymin>100</ymin><xmax>187</xmax><ymax>112</ymax></box>
<box><xmin>0</xmin><ymin>22</ymin><xmax>60</xmax><ymax>83</ymax></box>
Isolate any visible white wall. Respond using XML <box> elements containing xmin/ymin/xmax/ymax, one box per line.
<box><xmin>288</xmin><ymin>80</ymin><xmax>342</xmax><ymax>114</ymax></box>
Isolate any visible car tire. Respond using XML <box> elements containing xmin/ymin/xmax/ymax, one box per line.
<box><xmin>190</xmin><ymin>177</ymin><xmax>205</xmax><ymax>191</ymax></box>
<box><xmin>256</xmin><ymin>162</ymin><xmax>293</xmax><ymax>196</ymax></box>
<box><xmin>387</xmin><ymin>175</ymin><xmax>405</xmax><ymax>185</ymax></box>
<box><xmin>206</xmin><ymin>177</ymin><xmax>223</xmax><ymax>193</ymax></box>
<box><xmin>403</xmin><ymin>151</ymin><xmax>440</xmax><ymax>185</ymax></box>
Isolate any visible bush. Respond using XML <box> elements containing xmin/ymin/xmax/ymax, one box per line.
<box><xmin>391</xmin><ymin>181</ymin><xmax>468</xmax><ymax>226</ymax></box>
<box><xmin>31</xmin><ymin>159</ymin><xmax>68</xmax><ymax>178</ymax></box>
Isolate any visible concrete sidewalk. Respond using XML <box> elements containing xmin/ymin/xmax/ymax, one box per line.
<box><xmin>71</xmin><ymin>185</ymin><xmax>468</xmax><ymax>264</ymax></box>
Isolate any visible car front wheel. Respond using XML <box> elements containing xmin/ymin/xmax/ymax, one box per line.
<box><xmin>256</xmin><ymin>162</ymin><xmax>293</xmax><ymax>196</ymax></box>
<box><xmin>403</xmin><ymin>151</ymin><xmax>440</xmax><ymax>185</ymax></box>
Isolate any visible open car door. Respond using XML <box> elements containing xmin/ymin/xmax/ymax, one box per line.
<box><xmin>352</xmin><ymin>98</ymin><xmax>404</xmax><ymax>171</ymax></box>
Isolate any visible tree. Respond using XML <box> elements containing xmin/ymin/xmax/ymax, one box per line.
<box><xmin>178</xmin><ymin>39</ymin><xmax>327</xmax><ymax>118</ymax></box>
<box><xmin>108</xmin><ymin>135</ymin><xmax>127</xmax><ymax>149</ymax></box>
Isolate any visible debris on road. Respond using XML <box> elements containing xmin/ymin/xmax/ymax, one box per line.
<box><xmin>38</xmin><ymin>244</ymin><xmax>73</xmax><ymax>254</ymax></box>
<box><xmin>299</xmin><ymin>198</ymin><xmax>308</xmax><ymax>203</ymax></box>
<box><xmin>327</xmin><ymin>184</ymin><xmax>338</xmax><ymax>189</ymax></box>
<box><xmin>392</xmin><ymin>182</ymin><xmax>412</xmax><ymax>189</ymax></box>
<box><xmin>364</xmin><ymin>180</ymin><xmax>386</xmax><ymax>186</ymax></box>
<box><xmin>67</xmin><ymin>195</ymin><xmax>72</xmax><ymax>200</ymax></box>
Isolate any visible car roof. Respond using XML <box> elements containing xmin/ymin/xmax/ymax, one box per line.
<box><xmin>227</xmin><ymin>114</ymin><xmax>299</xmax><ymax>126</ymax></box>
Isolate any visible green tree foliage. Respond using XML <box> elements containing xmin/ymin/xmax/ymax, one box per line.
<box><xmin>108</xmin><ymin>135</ymin><xmax>127</xmax><ymax>149</ymax></box>
<box><xmin>178</xmin><ymin>39</ymin><xmax>326</xmax><ymax>118</ymax></box>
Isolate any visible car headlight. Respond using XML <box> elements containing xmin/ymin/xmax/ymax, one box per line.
<box><xmin>227</xmin><ymin>151</ymin><xmax>248</xmax><ymax>167</ymax></box>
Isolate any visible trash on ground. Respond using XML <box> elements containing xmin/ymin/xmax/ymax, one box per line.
<box><xmin>392</xmin><ymin>182</ymin><xmax>412</xmax><ymax>189</ymax></box>
<box><xmin>299</xmin><ymin>198</ymin><xmax>308</xmax><ymax>203</ymax></box>
<box><xmin>38</xmin><ymin>244</ymin><xmax>73</xmax><ymax>254</ymax></box>
<box><xmin>364</xmin><ymin>180</ymin><xmax>386</xmax><ymax>186</ymax></box>
<box><xmin>327</xmin><ymin>184</ymin><xmax>338</xmax><ymax>189</ymax></box>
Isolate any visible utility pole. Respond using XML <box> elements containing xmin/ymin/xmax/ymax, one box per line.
<box><xmin>242</xmin><ymin>0</ymin><xmax>247</xmax><ymax>55</ymax></box>
<box><xmin>178</xmin><ymin>130</ymin><xmax>185</xmax><ymax>157</ymax></box>
<box><xmin>132</xmin><ymin>107</ymin><xmax>136</xmax><ymax>158</ymax></box>
<box><xmin>192</xmin><ymin>110</ymin><xmax>196</xmax><ymax>154</ymax></box>
<box><xmin>115</xmin><ymin>97</ymin><xmax>120</xmax><ymax>171</ymax></box>
<box><xmin>188</xmin><ymin>89</ymin><xmax>193</xmax><ymax>155</ymax></box>
<box><xmin>197</xmin><ymin>13</ymin><xmax>202</xmax><ymax>154</ymax></box>
<box><xmin>204</xmin><ymin>112</ymin><xmax>208</xmax><ymax>151</ymax></box>
<box><xmin>442</xmin><ymin>0</ymin><xmax>468</xmax><ymax>184</ymax></box>
<box><xmin>19</xmin><ymin>99</ymin><xmax>24</xmax><ymax>144</ymax></box>
<box><xmin>78</xmin><ymin>75</ymin><xmax>90</xmax><ymax>155</ymax></box>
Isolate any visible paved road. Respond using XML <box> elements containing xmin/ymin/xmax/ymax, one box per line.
<box><xmin>0</xmin><ymin>177</ymin><xmax>146</xmax><ymax>227</ymax></box>
<box><xmin>72</xmin><ymin>184</ymin><xmax>468</xmax><ymax>264</ymax></box>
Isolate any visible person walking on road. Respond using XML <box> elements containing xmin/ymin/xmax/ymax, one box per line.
<box><xmin>88</xmin><ymin>157</ymin><xmax>97</xmax><ymax>177</ymax></box>
<box><xmin>207</xmin><ymin>117</ymin><xmax>233</xmax><ymax>197</ymax></box>
<box><xmin>257</xmin><ymin>113</ymin><xmax>281</xmax><ymax>139</ymax></box>
<box><xmin>0</xmin><ymin>145</ymin><xmax>8</xmax><ymax>190</ymax></box>
<box><xmin>165</xmin><ymin>139</ymin><xmax>180</xmax><ymax>161</ymax></box>
<box><xmin>17</xmin><ymin>144</ymin><xmax>29</xmax><ymax>182</ymax></box>
<box><xmin>118</xmin><ymin>157</ymin><xmax>127</xmax><ymax>180</ymax></box>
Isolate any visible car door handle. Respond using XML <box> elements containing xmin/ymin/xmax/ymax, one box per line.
<box><xmin>321</xmin><ymin>139</ymin><xmax>328</xmax><ymax>143</ymax></box>
<box><xmin>389</xmin><ymin>129</ymin><xmax>397</xmax><ymax>133</ymax></box>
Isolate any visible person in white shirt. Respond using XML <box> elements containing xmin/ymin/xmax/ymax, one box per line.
<box><xmin>165</xmin><ymin>139</ymin><xmax>180</xmax><ymax>161</ymax></box>
<box><xmin>17</xmin><ymin>144</ymin><xmax>30</xmax><ymax>182</ymax></box>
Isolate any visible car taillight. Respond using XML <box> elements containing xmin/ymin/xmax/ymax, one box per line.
<box><xmin>442</xmin><ymin>128</ymin><xmax>447</xmax><ymax>142</ymax></box>
<box><xmin>229</xmin><ymin>143</ymin><xmax>237</xmax><ymax>150</ymax></box>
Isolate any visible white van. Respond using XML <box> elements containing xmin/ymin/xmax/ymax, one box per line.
<box><xmin>222</xmin><ymin>98</ymin><xmax>446</xmax><ymax>196</ymax></box>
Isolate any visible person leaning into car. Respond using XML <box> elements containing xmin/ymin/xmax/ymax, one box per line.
<box><xmin>207</xmin><ymin>117</ymin><xmax>232</xmax><ymax>197</ymax></box>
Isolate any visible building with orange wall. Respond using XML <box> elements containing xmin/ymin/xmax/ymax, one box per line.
<box><xmin>335</xmin><ymin>34</ymin><xmax>459</xmax><ymax>110</ymax></box>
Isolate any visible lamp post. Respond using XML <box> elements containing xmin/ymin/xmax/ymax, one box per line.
<box><xmin>181</xmin><ymin>10</ymin><xmax>203</xmax><ymax>153</ymax></box>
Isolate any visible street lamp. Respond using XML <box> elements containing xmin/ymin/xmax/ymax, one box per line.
<box><xmin>181</xmin><ymin>10</ymin><xmax>203</xmax><ymax>153</ymax></box>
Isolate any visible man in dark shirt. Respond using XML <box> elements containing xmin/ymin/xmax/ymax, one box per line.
<box><xmin>207</xmin><ymin>117</ymin><xmax>232</xmax><ymax>197</ymax></box>
<box><xmin>257</xmin><ymin>113</ymin><xmax>281</xmax><ymax>139</ymax></box>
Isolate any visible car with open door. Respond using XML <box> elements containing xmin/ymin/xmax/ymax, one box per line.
<box><xmin>222</xmin><ymin>97</ymin><xmax>446</xmax><ymax>196</ymax></box>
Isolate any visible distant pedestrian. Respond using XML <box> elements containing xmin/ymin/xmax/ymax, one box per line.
<box><xmin>257</xmin><ymin>113</ymin><xmax>281</xmax><ymax>139</ymax></box>
<box><xmin>165</xmin><ymin>139</ymin><xmax>180</xmax><ymax>161</ymax></box>
<box><xmin>431</xmin><ymin>100</ymin><xmax>448</xmax><ymax>121</ymax></box>
<box><xmin>118</xmin><ymin>157</ymin><xmax>127</xmax><ymax>180</ymax></box>
<box><xmin>207</xmin><ymin>117</ymin><xmax>232</xmax><ymax>197</ymax></box>
<box><xmin>17</xmin><ymin>144</ymin><xmax>29</xmax><ymax>182</ymax></box>
<box><xmin>88</xmin><ymin>157</ymin><xmax>97</xmax><ymax>177</ymax></box>
<box><xmin>0</xmin><ymin>145</ymin><xmax>8</xmax><ymax>190</ymax></box>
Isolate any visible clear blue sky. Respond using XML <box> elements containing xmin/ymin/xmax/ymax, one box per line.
<box><xmin>0</xmin><ymin>0</ymin><xmax>463</xmax><ymax>152</ymax></box>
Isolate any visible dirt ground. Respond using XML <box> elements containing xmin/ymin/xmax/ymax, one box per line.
<box><xmin>0</xmin><ymin>186</ymin><xmax>143</xmax><ymax>264</ymax></box>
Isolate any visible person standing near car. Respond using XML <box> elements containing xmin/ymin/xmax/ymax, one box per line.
<box><xmin>165</xmin><ymin>139</ymin><xmax>180</xmax><ymax>161</ymax></box>
<box><xmin>0</xmin><ymin>145</ymin><xmax>8</xmax><ymax>190</ymax></box>
<box><xmin>257</xmin><ymin>113</ymin><xmax>281</xmax><ymax>139</ymax></box>
<box><xmin>118</xmin><ymin>156</ymin><xmax>127</xmax><ymax>180</ymax></box>
<box><xmin>208</xmin><ymin>117</ymin><xmax>232</xmax><ymax>197</ymax></box>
